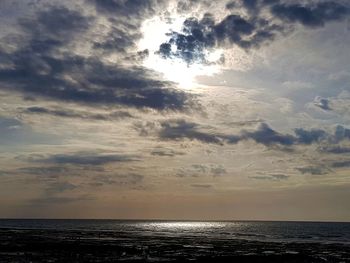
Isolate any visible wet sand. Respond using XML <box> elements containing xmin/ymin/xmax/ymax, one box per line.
<box><xmin>1</xmin><ymin>228</ymin><xmax>349</xmax><ymax>262</ymax></box>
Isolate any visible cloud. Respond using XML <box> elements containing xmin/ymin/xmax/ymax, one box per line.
<box><xmin>270</xmin><ymin>174</ymin><xmax>290</xmax><ymax>180</ymax></box>
<box><xmin>271</xmin><ymin>1</ymin><xmax>349</xmax><ymax>28</ymax></box>
<box><xmin>31</xmin><ymin>152</ymin><xmax>140</xmax><ymax>166</ymax></box>
<box><xmin>93</xmin><ymin>26</ymin><xmax>141</xmax><ymax>54</ymax></box>
<box><xmin>159</xmin><ymin>119</ymin><xmax>223</xmax><ymax>144</ymax></box>
<box><xmin>155</xmin><ymin>120</ymin><xmax>294</xmax><ymax>146</ymax></box>
<box><xmin>242</xmin><ymin>0</ymin><xmax>259</xmax><ymax>11</ymax></box>
<box><xmin>239</xmin><ymin>124</ymin><xmax>350</xmax><ymax>146</ymax></box>
<box><xmin>18</xmin><ymin>6</ymin><xmax>92</xmax><ymax>47</ymax></box>
<box><xmin>24</xmin><ymin>106</ymin><xmax>134</xmax><ymax>120</ymax></box>
<box><xmin>87</xmin><ymin>0</ymin><xmax>157</xmax><ymax>16</ymax></box>
<box><xmin>88</xmin><ymin>0</ymin><xmax>168</xmax><ymax>56</ymax></box>
<box><xmin>222</xmin><ymin>119</ymin><xmax>264</xmax><ymax>127</ymax></box>
<box><xmin>191</xmin><ymin>184</ymin><xmax>213</xmax><ymax>188</ymax></box>
<box><xmin>226</xmin><ymin>1</ymin><xmax>237</xmax><ymax>10</ymax></box>
<box><xmin>249</xmin><ymin>174</ymin><xmax>290</xmax><ymax>180</ymax></box>
<box><xmin>139</xmin><ymin>119</ymin><xmax>350</xmax><ymax>149</ymax></box>
<box><xmin>158</xmin><ymin>0</ymin><xmax>349</xmax><ymax>64</ymax></box>
<box><xmin>0</xmin><ymin>5</ymin><xmax>196</xmax><ymax>111</ymax></box>
<box><xmin>313</xmin><ymin>96</ymin><xmax>332</xmax><ymax>111</ymax></box>
<box><xmin>334</xmin><ymin>125</ymin><xmax>350</xmax><ymax>142</ymax></box>
<box><xmin>331</xmin><ymin>160</ymin><xmax>350</xmax><ymax>168</ymax></box>
<box><xmin>210</xmin><ymin>165</ymin><xmax>227</xmax><ymax>176</ymax></box>
<box><xmin>294</xmin><ymin>128</ymin><xmax>327</xmax><ymax>144</ymax></box>
<box><xmin>241</xmin><ymin>123</ymin><xmax>295</xmax><ymax>146</ymax></box>
<box><xmin>176</xmin><ymin>164</ymin><xmax>226</xmax><ymax>177</ymax></box>
<box><xmin>150</xmin><ymin>147</ymin><xmax>185</xmax><ymax>157</ymax></box>
<box><xmin>296</xmin><ymin>166</ymin><xmax>330</xmax><ymax>175</ymax></box>
<box><xmin>321</xmin><ymin>146</ymin><xmax>350</xmax><ymax>154</ymax></box>
<box><xmin>158</xmin><ymin>13</ymin><xmax>278</xmax><ymax>64</ymax></box>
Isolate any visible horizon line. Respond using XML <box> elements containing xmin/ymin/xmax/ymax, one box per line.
<box><xmin>1</xmin><ymin>218</ymin><xmax>349</xmax><ymax>224</ymax></box>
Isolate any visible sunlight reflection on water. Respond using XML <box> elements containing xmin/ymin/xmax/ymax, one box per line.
<box><xmin>148</xmin><ymin>221</ymin><xmax>219</xmax><ymax>230</ymax></box>
<box><xmin>135</xmin><ymin>221</ymin><xmax>243</xmax><ymax>237</ymax></box>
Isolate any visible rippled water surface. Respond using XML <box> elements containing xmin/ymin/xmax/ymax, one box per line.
<box><xmin>1</xmin><ymin>219</ymin><xmax>350</xmax><ymax>243</ymax></box>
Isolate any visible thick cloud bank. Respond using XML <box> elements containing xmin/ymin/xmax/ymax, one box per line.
<box><xmin>0</xmin><ymin>4</ymin><xmax>195</xmax><ymax>110</ymax></box>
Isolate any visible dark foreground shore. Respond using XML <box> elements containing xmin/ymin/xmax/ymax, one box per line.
<box><xmin>1</xmin><ymin>228</ymin><xmax>349</xmax><ymax>262</ymax></box>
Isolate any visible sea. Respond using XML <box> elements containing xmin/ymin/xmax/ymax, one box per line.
<box><xmin>1</xmin><ymin>219</ymin><xmax>350</xmax><ymax>262</ymax></box>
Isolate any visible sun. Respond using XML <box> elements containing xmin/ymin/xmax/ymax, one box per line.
<box><xmin>138</xmin><ymin>15</ymin><xmax>222</xmax><ymax>89</ymax></box>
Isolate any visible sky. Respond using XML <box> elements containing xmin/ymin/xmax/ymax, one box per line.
<box><xmin>0</xmin><ymin>0</ymin><xmax>350</xmax><ymax>221</ymax></box>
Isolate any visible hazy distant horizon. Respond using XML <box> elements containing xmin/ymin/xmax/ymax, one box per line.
<box><xmin>1</xmin><ymin>218</ymin><xmax>350</xmax><ymax>224</ymax></box>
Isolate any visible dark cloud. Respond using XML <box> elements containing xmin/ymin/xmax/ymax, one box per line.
<box><xmin>159</xmin><ymin>119</ymin><xmax>223</xmax><ymax>144</ymax></box>
<box><xmin>210</xmin><ymin>165</ymin><xmax>227</xmax><ymax>176</ymax></box>
<box><xmin>331</xmin><ymin>160</ymin><xmax>350</xmax><ymax>168</ymax></box>
<box><xmin>215</xmin><ymin>15</ymin><xmax>257</xmax><ymax>46</ymax></box>
<box><xmin>334</xmin><ymin>125</ymin><xmax>350</xmax><ymax>142</ymax></box>
<box><xmin>124</xmin><ymin>49</ymin><xmax>150</xmax><ymax>62</ymax></box>
<box><xmin>222</xmin><ymin>119</ymin><xmax>264</xmax><ymax>127</ymax></box>
<box><xmin>321</xmin><ymin>146</ymin><xmax>350</xmax><ymax>154</ymax></box>
<box><xmin>158</xmin><ymin>0</ymin><xmax>349</xmax><ymax>64</ymax></box>
<box><xmin>249</xmin><ymin>174</ymin><xmax>290</xmax><ymax>180</ymax></box>
<box><xmin>296</xmin><ymin>166</ymin><xmax>330</xmax><ymax>175</ymax></box>
<box><xmin>191</xmin><ymin>184</ymin><xmax>213</xmax><ymax>188</ymax></box>
<box><xmin>18</xmin><ymin>6</ymin><xmax>92</xmax><ymax>47</ymax></box>
<box><xmin>0</xmin><ymin>51</ymin><xmax>193</xmax><ymax>110</ymax></box>
<box><xmin>226</xmin><ymin>1</ymin><xmax>236</xmax><ymax>10</ymax></box>
<box><xmin>242</xmin><ymin>0</ymin><xmax>258</xmax><ymax>10</ymax></box>
<box><xmin>241</xmin><ymin>123</ymin><xmax>295</xmax><ymax>146</ymax></box>
<box><xmin>88</xmin><ymin>0</ymin><xmax>166</xmax><ymax>55</ymax></box>
<box><xmin>0</xmin><ymin>6</ymin><xmax>196</xmax><ymax>111</ymax></box>
<box><xmin>142</xmin><ymin>119</ymin><xmax>350</xmax><ymax>149</ymax></box>
<box><xmin>313</xmin><ymin>96</ymin><xmax>332</xmax><ymax>111</ymax></box>
<box><xmin>271</xmin><ymin>1</ymin><xmax>349</xmax><ymax>28</ymax></box>
<box><xmin>150</xmin><ymin>147</ymin><xmax>185</xmax><ymax>157</ymax></box>
<box><xmin>109</xmin><ymin>110</ymin><xmax>135</xmax><ymax>119</ymax></box>
<box><xmin>270</xmin><ymin>174</ymin><xmax>289</xmax><ymax>180</ymax></box>
<box><xmin>24</xmin><ymin>106</ymin><xmax>133</xmax><ymax>120</ymax></box>
<box><xmin>25</xmin><ymin>106</ymin><xmax>106</xmax><ymax>120</ymax></box>
<box><xmin>241</xmin><ymin>124</ymin><xmax>350</xmax><ymax>147</ymax></box>
<box><xmin>87</xmin><ymin>0</ymin><xmax>158</xmax><ymax>16</ymax></box>
<box><xmin>158</xmin><ymin>14</ymin><xmax>217</xmax><ymax>64</ymax></box>
<box><xmin>176</xmin><ymin>164</ymin><xmax>226</xmax><ymax>177</ymax></box>
<box><xmin>93</xmin><ymin>23</ymin><xmax>143</xmax><ymax>55</ymax></box>
<box><xmin>294</xmin><ymin>128</ymin><xmax>327</xmax><ymax>144</ymax></box>
<box><xmin>158</xmin><ymin>13</ymin><xmax>278</xmax><ymax>64</ymax></box>
<box><xmin>32</xmin><ymin>152</ymin><xmax>140</xmax><ymax>166</ymax></box>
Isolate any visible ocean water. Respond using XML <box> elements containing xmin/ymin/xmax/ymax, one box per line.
<box><xmin>0</xmin><ymin>219</ymin><xmax>350</xmax><ymax>244</ymax></box>
<box><xmin>1</xmin><ymin>220</ymin><xmax>350</xmax><ymax>262</ymax></box>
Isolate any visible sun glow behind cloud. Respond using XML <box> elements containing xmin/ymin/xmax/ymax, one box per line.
<box><xmin>138</xmin><ymin>15</ymin><xmax>223</xmax><ymax>88</ymax></box>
